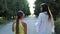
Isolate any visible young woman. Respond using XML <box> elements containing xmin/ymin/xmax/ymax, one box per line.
<box><xmin>35</xmin><ymin>3</ymin><xmax>55</xmax><ymax>34</ymax></box>
<box><xmin>12</xmin><ymin>11</ymin><xmax>27</xmax><ymax>34</ymax></box>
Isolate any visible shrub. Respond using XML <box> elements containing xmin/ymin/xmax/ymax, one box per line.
<box><xmin>55</xmin><ymin>19</ymin><xmax>60</xmax><ymax>34</ymax></box>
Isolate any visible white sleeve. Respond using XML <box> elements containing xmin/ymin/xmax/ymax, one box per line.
<box><xmin>51</xmin><ymin>18</ymin><xmax>55</xmax><ymax>33</ymax></box>
<box><xmin>35</xmin><ymin>13</ymin><xmax>42</xmax><ymax>32</ymax></box>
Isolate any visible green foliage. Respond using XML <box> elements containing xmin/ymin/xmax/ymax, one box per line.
<box><xmin>0</xmin><ymin>0</ymin><xmax>30</xmax><ymax>19</ymax></box>
<box><xmin>34</xmin><ymin>0</ymin><xmax>60</xmax><ymax>20</ymax></box>
<box><xmin>0</xmin><ymin>18</ymin><xmax>13</xmax><ymax>25</ymax></box>
<box><xmin>55</xmin><ymin>19</ymin><xmax>60</xmax><ymax>34</ymax></box>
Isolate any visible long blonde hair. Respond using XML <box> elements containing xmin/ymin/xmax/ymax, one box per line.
<box><xmin>48</xmin><ymin>6</ymin><xmax>54</xmax><ymax>24</ymax></box>
<box><xmin>48</xmin><ymin>6</ymin><xmax>54</xmax><ymax>20</ymax></box>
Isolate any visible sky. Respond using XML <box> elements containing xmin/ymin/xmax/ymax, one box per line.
<box><xmin>27</xmin><ymin>0</ymin><xmax>36</xmax><ymax>14</ymax></box>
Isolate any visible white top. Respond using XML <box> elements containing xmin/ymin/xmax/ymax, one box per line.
<box><xmin>35</xmin><ymin>12</ymin><xmax>55</xmax><ymax>34</ymax></box>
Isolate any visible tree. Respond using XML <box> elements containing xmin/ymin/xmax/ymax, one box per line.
<box><xmin>0</xmin><ymin>0</ymin><xmax>30</xmax><ymax>19</ymax></box>
<box><xmin>34</xmin><ymin>0</ymin><xmax>60</xmax><ymax>20</ymax></box>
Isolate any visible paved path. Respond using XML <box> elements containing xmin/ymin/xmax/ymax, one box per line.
<box><xmin>0</xmin><ymin>15</ymin><xmax>37</xmax><ymax>34</ymax></box>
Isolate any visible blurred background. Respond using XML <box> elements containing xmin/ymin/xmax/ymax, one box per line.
<box><xmin>0</xmin><ymin>0</ymin><xmax>60</xmax><ymax>34</ymax></box>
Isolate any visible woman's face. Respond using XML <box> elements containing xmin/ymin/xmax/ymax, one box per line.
<box><xmin>40</xmin><ymin>6</ymin><xmax>43</xmax><ymax>11</ymax></box>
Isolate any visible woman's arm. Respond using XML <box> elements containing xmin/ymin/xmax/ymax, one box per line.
<box><xmin>35</xmin><ymin>13</ymin><xmax>42</xmax><ymax>32</ymax></box>
<box><xmin>22</xmin><ymin>22</ymin><xmax>27</xmax><ymax>34</ymax></box>
<box><xmin>12</xmin><ymin>21</ymin><xmax>15</xmax><ymax>32</ymax></box>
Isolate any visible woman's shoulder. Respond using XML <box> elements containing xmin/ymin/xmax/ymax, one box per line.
<box><xmin>39</xmin><ymin>12</ymin><xmax>45</xmax><ymax>16</ymax></box>
<box><xmin>13</xmin><ymin>20</ymin><xmax>16</xmax><ymax>23</ymax></box>
<box><xmin>12</xmin><ymin>20</ymin><xmax>16</xmax><ymax>26</ymax></box>
<box><xmin>22</xmin><ymin>21</ymin><xmax>27</xmax><ymax>25</ymax></box>
<box><xmin>39</xmin><ymin>13</ymin><xmax>44</xmax><ymax>15</ymax></box>
<box><xmin>40</xmin><ymin>12</ymin><xmax>47</xmax><ymax>15</ymax></box>
<box><xmin>22</xmin><ymin>21</ymin><xmax>27</xmax><ymax>27</ymax></box>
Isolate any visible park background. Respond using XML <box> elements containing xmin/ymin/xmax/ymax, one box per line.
<box><xmin>0</xmin><ymin>0</ymin><xmax>60</xmax><ymax>34</ymax></box>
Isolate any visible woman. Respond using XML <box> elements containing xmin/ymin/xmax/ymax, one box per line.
<box><xmin>35</xmin><ymin>3</ymin><xmax>55</xmax><ymax>34</ymax></box>
<box><xmin>12</xmin><ymin>11</ymin><xmax>27</xmax><ymax>34</ymax></box>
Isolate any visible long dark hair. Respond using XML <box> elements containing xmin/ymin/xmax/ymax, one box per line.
<box><xmin>16</xmin><ymin>11</ymin><xmax>24</xmax><ymax>34</ymax></box>
<box><xmin>40</xmin><ymin>3</ymin><xmax>52</xmax><ymax>20</ymax></box>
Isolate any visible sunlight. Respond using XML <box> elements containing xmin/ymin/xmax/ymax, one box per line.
<box><xmin>27</xmin><ymin>0</ymin><xmax>36</xmax><ymax>15</ymax></box>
